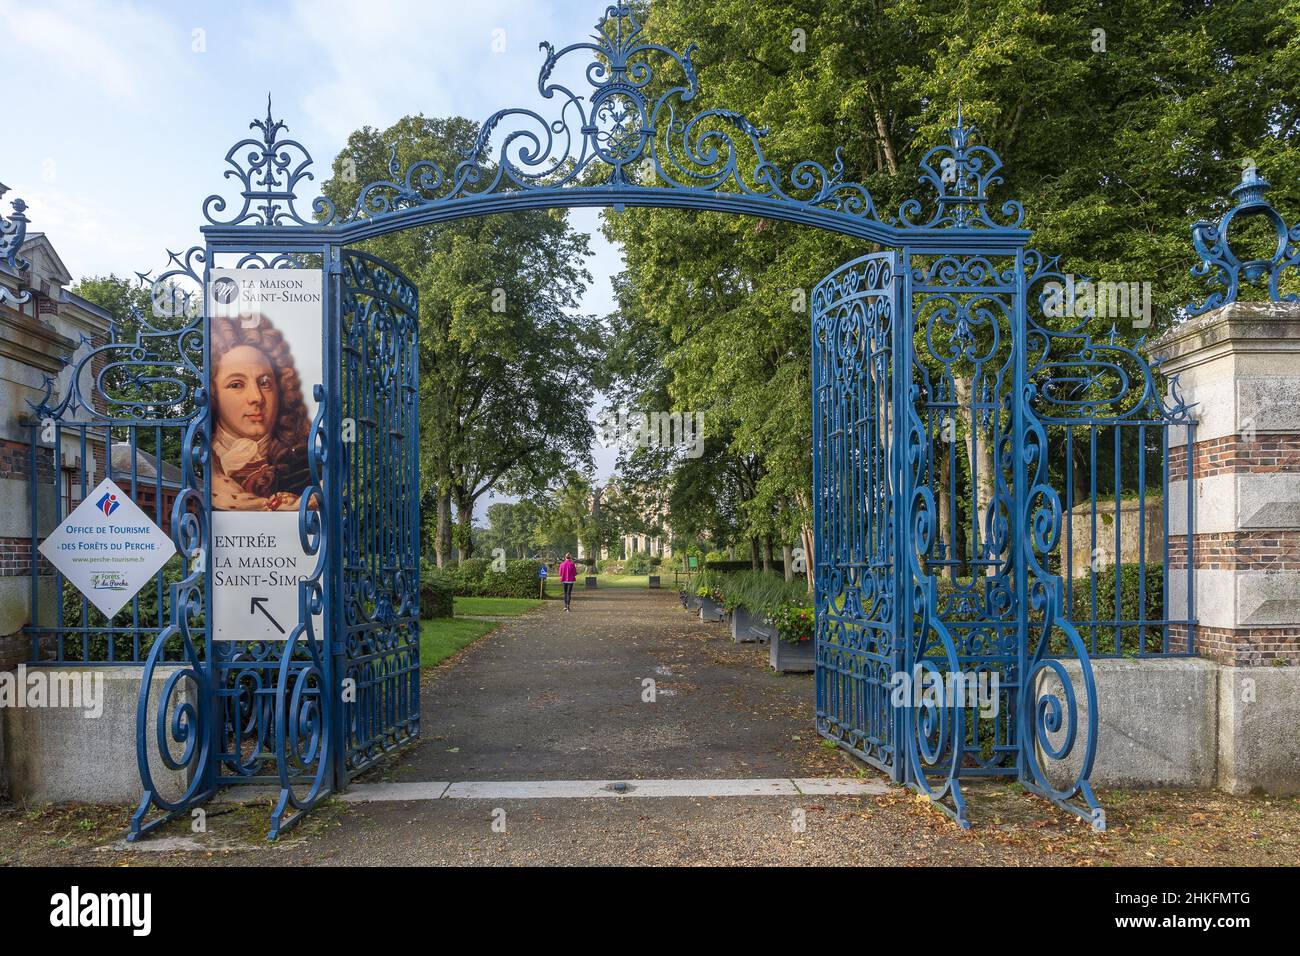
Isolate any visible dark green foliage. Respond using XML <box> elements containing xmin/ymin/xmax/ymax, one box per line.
<box><xmin>705</xmin><ymin>559</ymin><xmax>785</xmax><ymax>574</ymax></box>
<box><xmin>1065</xmin><ymin>563</ymin><xmax>1168</xmax><ymax>657</ymax></box>
<box><xmin>623</xmin><ymin>551</ymin><xmax>654</xmax><ymax>574</ymax></box>
<box><xmin>52</xmin><ymin>557</ymin><xmax>197</xmax><ymax>662</ymax></box>
<box><xmin>445</xmin><ymin>559</ymin><xmax>546</xmax><ymax>599</ymax></box>
<box><xmin>419</xmin><ymin>566</ymin><xmax>456</xmax><ymax>620</ymax></box>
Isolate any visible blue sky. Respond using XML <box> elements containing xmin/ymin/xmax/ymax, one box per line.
<box><xmin>1</xmin><ymin>0</ymin><xmax>626</xmax><ymax>515</ymax></box>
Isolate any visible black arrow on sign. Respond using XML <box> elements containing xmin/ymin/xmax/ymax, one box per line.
<box><xmin>250</xmin><ymin>596</ymin><xmax>285</xmax><ymax>634</ymax></box>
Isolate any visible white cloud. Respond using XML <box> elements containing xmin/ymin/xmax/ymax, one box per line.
<box><xmin>8</xmin><ymin>181</ymin><xmax>188</xmax><ymax>284</ymax></box>
<box><xmin>239</xmin><ymin>0</ymin><xmax>566</xmax><ymax>143</ymax></box>
<box><xmin>0</xmin><ymin>0</ymin><xmax>186</xmax><ymax>104</ymax></box>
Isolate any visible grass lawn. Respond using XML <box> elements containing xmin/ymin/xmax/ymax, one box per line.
<box><xmin>454</xmin><ymin>596</ymin><xmax>544</xmax><ymax>616</ymax></box>
<box><xmin>420</xmin><ymin>597</ymin><xmax>545</xmax><ymax>667</ymax></box>
<box><xmin>593</xmin><ymin>573</ymin><xmax>654</xmax><ymax>589</ymax></box>
<box><xmin>419</xmin><ymin>617</ymin><xmax>498</xmax><ymax>668</ymax></box>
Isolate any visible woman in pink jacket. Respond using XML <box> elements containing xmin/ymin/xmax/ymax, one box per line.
<box><xmin>558</xmin><ymin>553</ymin><xmax>578</xmax><ymax>611</ymax></box>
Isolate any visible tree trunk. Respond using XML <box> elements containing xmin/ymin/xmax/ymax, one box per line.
<box><xmin>794</xmin><ymin>488</ymin><xmax>816</xmax><ymax>596</ymax></box>
<box><xmin>750</xmin><ymin>538</ymin><xmax>760</xmax><ymax>570</ymax></box>
<box><xmin>954</xmin><ymin>375</ymin><xmax>995</xmax><ymax>575</ymax></box>
<box><xmin>782</xmin><ymin>544</ymin><xmax>794</xmax><ymax>582</ymax></box>
<box><xmin>456</xmin><ymin>496</ymin><xmax>474</xmax><ymax>561</ymax></box>
<box><xmin>436</xmin><ymin>490</ymin><xmax>453</xmax><ymax>567</ymax></box>
<box><xmin>762</xmin><ymin>536</ymin><xmax>773</xmax><ymax>573</ymax></box>
<box><xmin>800</xmin><ymin>522</ymin><xmax>815</xmax><ymax>596</ymax></box>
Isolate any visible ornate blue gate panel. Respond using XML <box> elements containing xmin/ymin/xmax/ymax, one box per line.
<box><xmin>336</xmin><ymin>250</ymin><xmax>421</xmax><ymax>781</ymax></box>
<box><xmin>812</xmin><ymin>253</ymin><xmax>901</xmax><ymax>778</ymax></box>
<box><xmin>900</xmin><ymin>251</ymin><xmax>1025</xmax><ymax>825</ymax></box>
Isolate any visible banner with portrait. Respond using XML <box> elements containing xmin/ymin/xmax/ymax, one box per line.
<box><xmin>207</xmin><ymin>269</ymin><xmax>325</xmax><ymax>641</ymax></box>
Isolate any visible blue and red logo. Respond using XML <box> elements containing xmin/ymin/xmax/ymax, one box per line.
<box><xmin>95</xmin><ymin>492</ymin><xmax>120</xmax><ymax>518</ymax></box>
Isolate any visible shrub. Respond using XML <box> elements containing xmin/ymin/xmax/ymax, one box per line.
<box><xmin>1063</xmin><ymin>562</ymin><xmax>1168</xmax><ymax>656</ymax></box>
<box><xmin>53</xmin><ymin>555</ymin><xmax>193</xmax><ymax>662</ymax></box>
<box><xmin>419</xmin><ymin>566</ymin><xmax>455</xmax><ymax>619</ymax></box>
<box><xmin>705</xmin><ymin>559</ymin><xmax>785</xmax><ymax>574</ymax></box>
<box><xmin>475</xmin><ymin>559</ymin><xmax>546</xmax><ymax>599</ymax></box>
<box><xmin>693</xmin><ymin>567</ymin><xmax>724</xmax><ymax>602</ymax></box>
<box><xmin>624</xmin><ymin>552</ymin><xmax>654</xmax><ymax>574</ymax></box>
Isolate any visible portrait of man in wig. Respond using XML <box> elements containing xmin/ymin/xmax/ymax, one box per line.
<box><xmin>209</xmin><ymin>313</ymin><xmax>313</xmax><ymax>512</ymax></box>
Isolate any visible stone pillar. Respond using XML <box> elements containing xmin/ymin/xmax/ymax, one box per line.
<box><xmin>1151</xmin><ymin>301</ymin><xmax>1300</xmax><ymax>665</ymax></box>
<box><xmin>1150</xmin><ymin>301</ymin><xmax>1300</xmax><ymax>794</ymax></box>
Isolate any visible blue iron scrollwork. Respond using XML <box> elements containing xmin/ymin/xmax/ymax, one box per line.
<box><xmin>29</xmin><ymin>246</ymin><xmax>206</xmax><ymax>424</ymax></box>
<box><xmin>204</xmin><ymin>6</ymin><xmax>890</xmax><ymax>233</ymax></box>
<box><xmin>128</xmin><ymin>408</ymin><xmax>215</xmax><ymax>840</ymax></box>
<box><xmin>135</xmin><ymin>1</ymin><xmax>1162</xmax><ymax>839</ymax></box>
<box><xmin>337</xmin><ymin>251</ymin><xmax>421</xmax><ymax>780</ymax></box>
<box><xmin>1014</xmin><ymin>366</ymin><xmax>1104</xmax><ymax>829</ymax></box>
<box><xmin>269</xmin><ymin>384</ymin><xmax>333</xmax><ymax>839</ymax></box>
<box><xmin>813</xmin><ymin>253</ymin><xmax>901</xmax><ymax>777</ymax></box>
<box><xmin>204</xmin><ymin>95</ymin><xmax>337</xmax><ymax>228</ymax></box>
<box><xmin>0</xmin><ymin>186</ymin><xmax>31</xmax><ymax>307</ymax></box>
<box><xmin>1188</xmin><ymin>166</ymin><xmax>1300</xmax><ymax>315</ymax></box>
<box><xmin>899</xmin><ymin>108</ymin><xmax>1024</xmax><ymax>230</ymax></box>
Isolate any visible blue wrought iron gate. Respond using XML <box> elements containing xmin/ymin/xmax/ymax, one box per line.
<box><xmin>335</xmin><ymin>249</ymin><xmax>421</xmax><ymax>784</ymax></box>
<box><xmin>812</xmin><ymin>252</ymin><xmax>902</xmax><ymax>778</ymax></box>
<box><xmin>98</xmin><ymin>4</ymin><xmax>1200</xmax><ymax>840</ymax></box>
<box><xmin>813</xmin><ymin>245</ymin><xmax>1111</xmax><ymax>829</ymax></box>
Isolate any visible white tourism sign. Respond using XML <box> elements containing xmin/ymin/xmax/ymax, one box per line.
<box><xmin>37</xmin><ymin>478</ymin><xmax>177</xmax><ymax>617</ymax></box>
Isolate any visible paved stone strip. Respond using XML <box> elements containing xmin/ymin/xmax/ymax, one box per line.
<box><xmin>338</xmin><ymin>778</ymin><xmax>888</xmax><ymax>802</ymax></box>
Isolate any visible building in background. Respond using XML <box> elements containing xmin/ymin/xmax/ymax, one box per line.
<box><xmin>0</xmin><ymin>192</ymin><xmax>114</xmax><ymax>669</ymax></box>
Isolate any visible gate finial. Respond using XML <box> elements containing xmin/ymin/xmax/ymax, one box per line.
<box><xmin>1187</xmin><ymin>164</ymin><xmax>1300</xmax><ymax>316</ymax></box>
<box><xmin>203</xmin><ymin>94</ymin><xmax>336</xmax><ymax>227</ymax></box>
<box><xmin>0</xmin><ymin>185</ymin><xmax>32</xmax><ymax>307</ymax></box>
<box><xmin>899</xmin><ymin>108</ymin><xmax>1024</xmax><ymax>230</ymax></box>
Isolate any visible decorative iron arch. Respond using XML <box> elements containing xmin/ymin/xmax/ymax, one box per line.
<box><xmin>199</xmin><ymin>5</ymin><xmax>1025</xmax><ymax>252</ymax></box>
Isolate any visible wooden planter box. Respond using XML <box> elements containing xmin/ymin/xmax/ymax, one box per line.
<box><xmin>770</xmin><ymin>635</ymin><xmax>815</xmax><ymax>673</ymax></box>
<box><xmin>584</xmin><ymin>575</ymin><xmax>597</xmax><ymax>589</ymax></box>
<box><xmin>648</xmin><ymin>575</ymin><xmax>661</xmax><ymax>589</ymax></box>
<box><xmin>699</xmin><ymin>596</ymin><xmax>724</xmax><ymax>622</ymax></box>
<box><xmin>687</xmin><ymin>593</ymin><xmax>701</xmax><ymax>612</ymax></box>
<box><xmin>730</xmin><ymin>605</ymin><xmax>764</xmax><ymax>643</ymax></box>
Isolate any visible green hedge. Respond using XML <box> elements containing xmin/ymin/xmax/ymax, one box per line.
<box><xmin>1063</xmin><ymin>562</ymin><xmax>1167</xmax><ymax>656</ymax></box>
<box><xmin>625</xmin><ymin>552</ymin><xmax>665</xmax><ymax>574</ymax></box>
<box><xmin>53</xmin><ymin>556</ymin><xmax>193</xmax><ymax>662</ymax></box>
<box><xmin>444</xmin><ymin>558</ymin><xmax>545</xmax><ymax>599</ymax></box>
<box><xmin>419</xmin><ymin>566</ymin><xmax>456</xmax><ymax>620</ymax></box>
<box><xmin>704</xmin><ymin>559</ymin><xmax>786</xmax><ymax>574</ymax></box>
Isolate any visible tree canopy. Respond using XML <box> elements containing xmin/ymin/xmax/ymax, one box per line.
<box><xmin>320</xmin><ymin>115</ymin><xmax>604</xmax><ymax>562</ymax></box>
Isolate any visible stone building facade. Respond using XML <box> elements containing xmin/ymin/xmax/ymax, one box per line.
<box><xmin>0</xmin><ymin>223</ymin><xmax>113</xmax><ymax>670</ymax></box>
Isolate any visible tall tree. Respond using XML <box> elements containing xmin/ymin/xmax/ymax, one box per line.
<box><xmin>321</xmin><ymin>115</ymin><xmax>603</xmax><ymax>563</ymax></box>
<box><xmin>604</xmin><ymin>0</ymin><xmax>1300</xmax><ymax>583</ymax></box>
